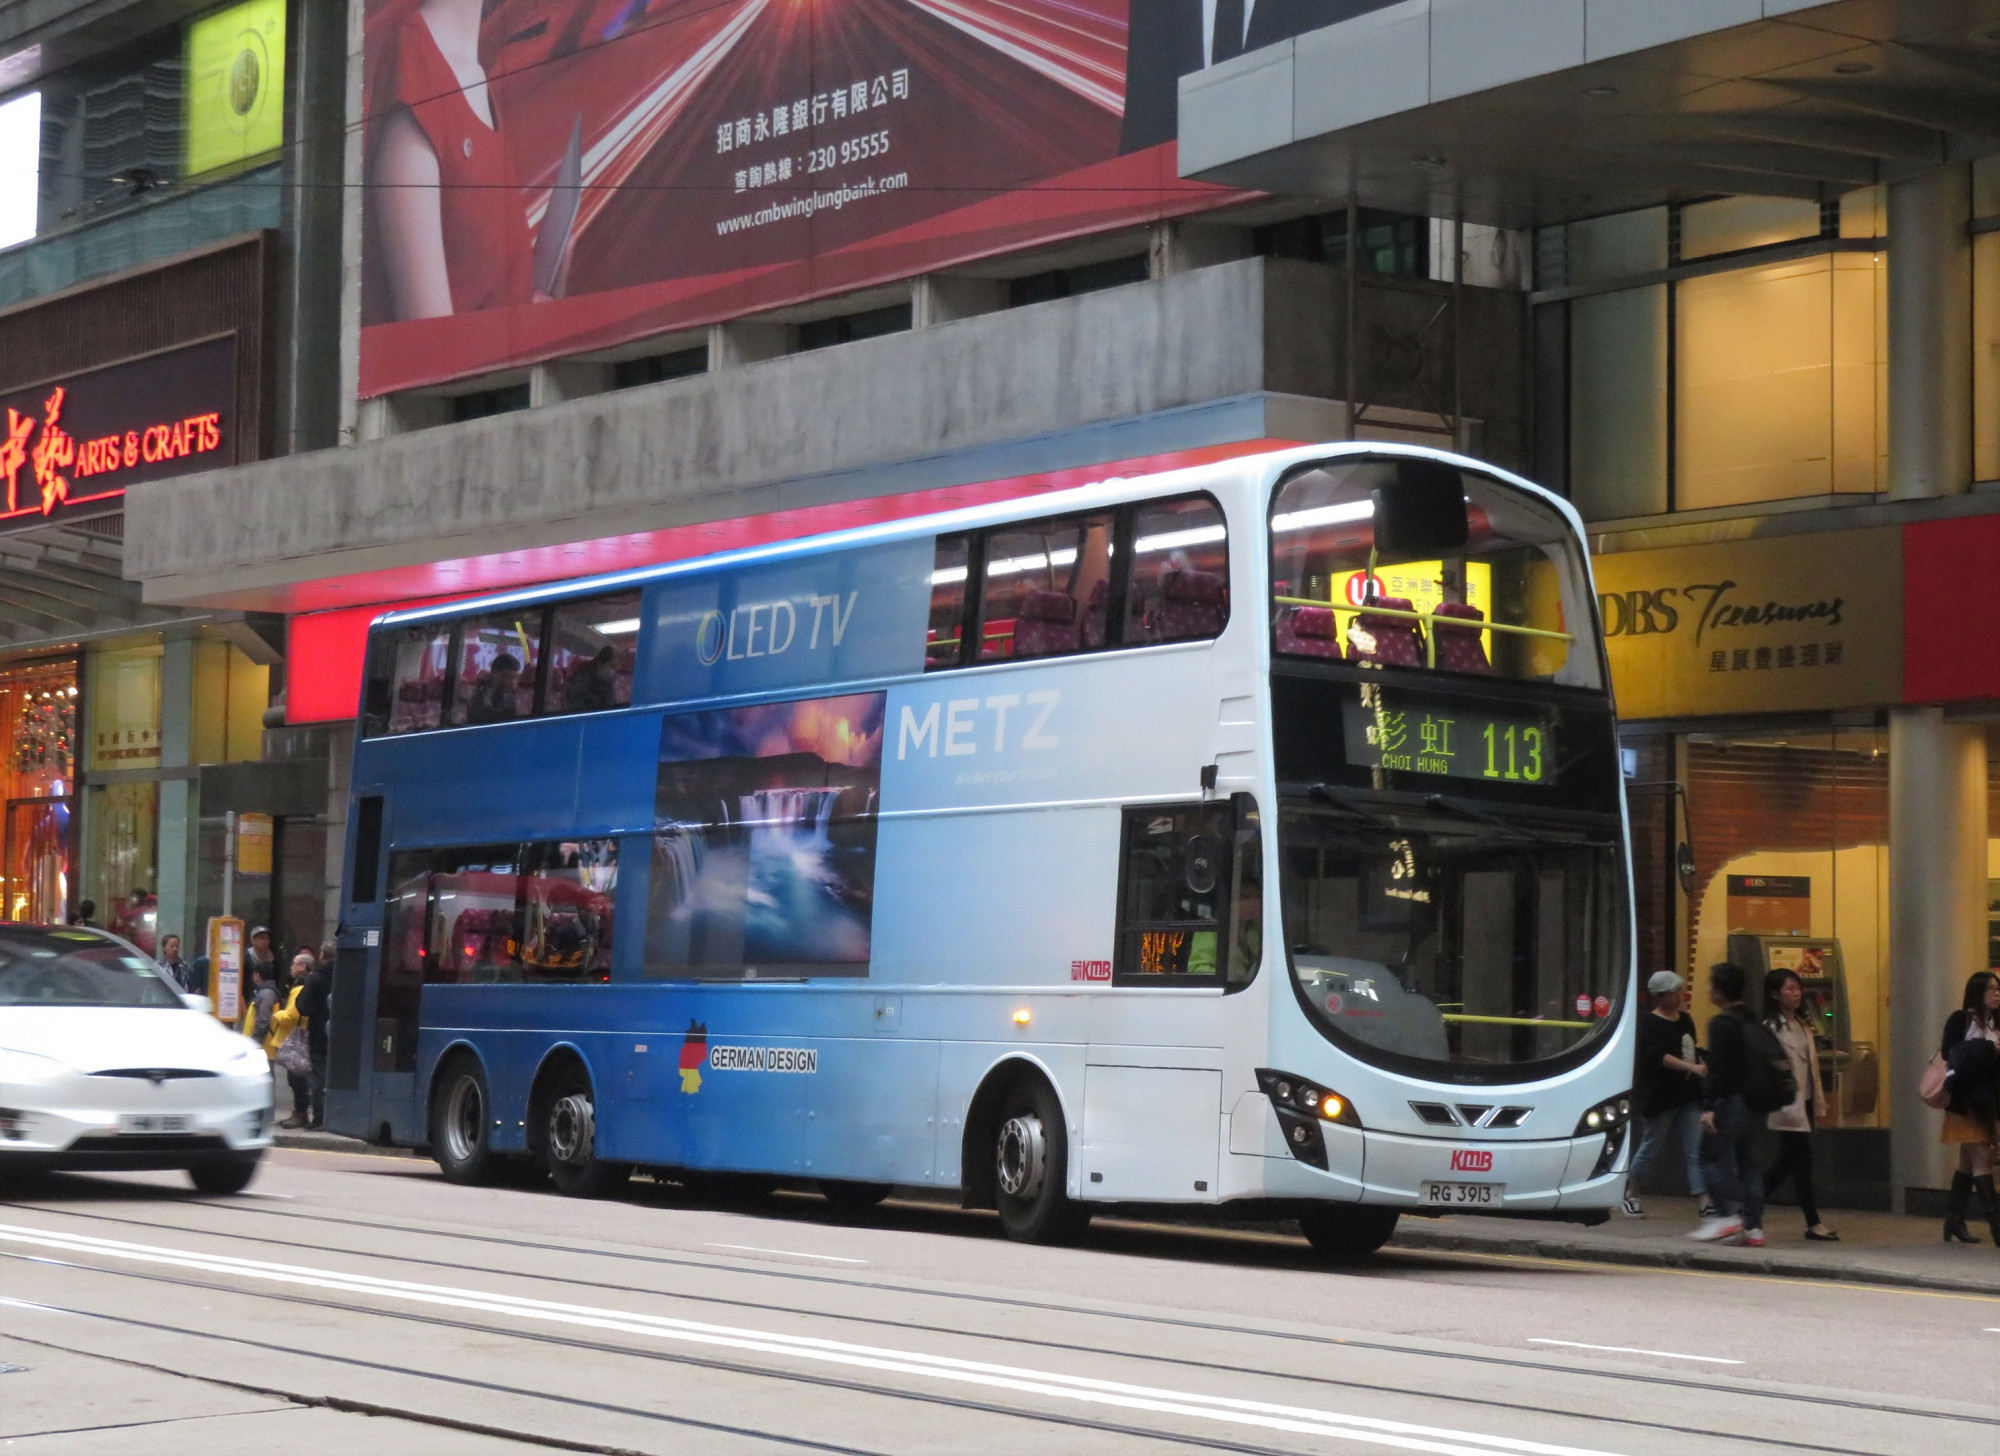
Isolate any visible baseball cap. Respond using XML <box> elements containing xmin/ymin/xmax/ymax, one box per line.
<box><xmin>1646</xmin><ymin>970</ymin><xmax>1684</xmax><ymax>995</ymax></box>
<box><xmin>250</xmin><ymin>925</ymin><xmax>271</xmax><ymax>938</ymax></box>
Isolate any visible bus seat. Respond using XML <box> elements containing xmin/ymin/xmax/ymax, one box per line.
<box><xmin>1349</xmin><ymin>596</ymin><xmax>1424</xmax><ymax>668</ymax></box>
<box><xmin>1013</xmin><ymin>589</ymin><xmax>1080</xmax><ymax>657</ymax></box>
<box><xmin>1082</xmin><ymin>579</ymin><xmax>1109</xmax><ymax>649</ymax></box>
<box><xmin>1273</xmin><ymin>605</ymin><xmax>1342</xmax><ymax>658</ymax></box>
<box><xmin>1432</xmin><ymin>602</ymin><xmax>1492</xmax><ymax>674</ymax></box>
<box><xmin>1153</xmin><ymin>569</ymin><xmax>1227</xmax><ymax>642</ymax></box>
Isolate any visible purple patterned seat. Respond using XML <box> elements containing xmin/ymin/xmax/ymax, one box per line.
<box><xmin>1274</xmin><ymin>604</ymin><xmax>1343</xmax><ymax>659</ymax></box>
<box><xmin>1348</xmin><ymin>595</ymin><xmax>1425</xmax><ymax>668</ymax></box>
<box><xmin>1151</xmin><ymin>568</ymin><xmax>1227</xmax><ymax>642</ymax></box>
<box><xmin>1433</xmin><ymin>601</ymin><xmax>1493</xmax><ymax>674</ymax></box>
<box><xmin>1012</xmin><ymin>589</ymin><xmax>1081</xmax><ymax>658</ymax></box>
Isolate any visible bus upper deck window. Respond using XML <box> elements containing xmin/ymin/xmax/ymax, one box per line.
<box><xmin>545</xmin><ymin>591</ymin><xmax>641</xmax><ymax>715</ymax></box>
<box><xmin>450</xmin><ymin>611</ymin><xmax>544</xmax><ymax>727</ymax></box>
<box><xmin>1126</xmin><ymin>496</ymin><xmax>1228</xmax><ymax>647</ymax></box>
<box><xmin>371</xmin><ymin>624</ymin><xmax>454</xmax><ymax>736</ymax></box>
<box><xmin>978</xmin><ymin>512</ymin><xmax>1114</xmax><ymax>662</ymax></box>
<box><xmin>926</xmin><ymin>536</ymin><xmax>970</xmax><ymax>670</ymax></box>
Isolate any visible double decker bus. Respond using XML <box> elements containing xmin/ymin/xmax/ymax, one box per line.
<box><xmin>324</xmin><ymin>444</ymin><xmax>1634</xmax><ymax>1255</ymax></box>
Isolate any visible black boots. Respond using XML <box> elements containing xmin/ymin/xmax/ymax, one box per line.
<box><xmin>1974</xmin><ymin>1175</ymin><xmax>2000</xmax><ymax>1245</ymax></box>
<box><xmin>1945</xmin><ymin>1171</ymin><xmax>1981</xmax><ymax>1244</ymax></box>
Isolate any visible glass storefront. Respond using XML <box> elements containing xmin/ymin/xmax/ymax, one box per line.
<box><xmin>0</xmin><ymin>658</ymin><xmax>77</xmax><ymax>922</ymax></box>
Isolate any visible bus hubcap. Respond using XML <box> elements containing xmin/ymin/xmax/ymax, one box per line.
<box><xmin>996</xmin><ymin>1113</ymin><xmax>1046</xmax><ymax>1200</ymax></box>
<box><xmin>550</xmin><ymin>1093</ymin><xmax>594</xmax><ymax>1165</ymax></box>
<box><xmin>444</xmin><ymin>1078</ymin><xmax>482</xmax><ymax>1162</ymax></box>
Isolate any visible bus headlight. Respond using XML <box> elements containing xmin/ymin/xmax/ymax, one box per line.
<box><xmin>1256</xmin><ymin>1069</ymin><xmax>1362</xmax><ymax>1172</ymax></box>
<box><xmin>1575</xmin><ymin>1092</ymin><xmax>1634</xmax><ymax>1179</ymax></box>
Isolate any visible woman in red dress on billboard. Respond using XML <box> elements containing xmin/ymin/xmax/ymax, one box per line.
<box><xmin>366</xmin><ymin>0</ymin><xmax>535</xmax><ymax>318</ymax></box>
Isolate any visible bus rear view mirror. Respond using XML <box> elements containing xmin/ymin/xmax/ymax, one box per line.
<box><xmin>1371</xmin><ymin>458</ymin><xmax>1468</xmax><ymax>558</ymax></box>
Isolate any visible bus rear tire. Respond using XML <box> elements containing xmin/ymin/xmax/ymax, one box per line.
<box><xmin>820</xmin><ymin>1180</ymin><xmax>891</xmax><ymax>1218</ymax></box>
<box><xmin>993</xmin><ymin>1079</ymin><xmax>1090</xmax><ymax>1245</ymax></box>
<box><xmin>543</xmin><ymin>1070</ymin><xmax>629</xmax><ymax>1198</ymax></box>
<box><xmin>1298</xmin><ymin>1205</ymin><xmax>1399</xmax><ymax>1261</ymax></box>
<box><xmin>432</xmin><ymin>1057</ymin><xmax>498</xmax><ymax>1186</ymax></box>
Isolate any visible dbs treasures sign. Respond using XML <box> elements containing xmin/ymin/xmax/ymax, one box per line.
<box><xmin>0</xmin><ymin>335</ymin><xmax>237</xmax><ymax>534</ymax></box>
<box><xmin>1593</xmin><ymin>528</ymin><xmax>1902</xmax><ymax>720</ymax></box>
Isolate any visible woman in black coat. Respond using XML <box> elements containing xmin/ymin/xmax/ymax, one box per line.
<box><xmin>1939</xmin><ymin>971</ymin><xmax>2000</xmax><ymax>1243</ymax></box>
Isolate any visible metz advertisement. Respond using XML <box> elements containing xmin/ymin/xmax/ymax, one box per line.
<box><xmin>358</xmin><ymin>1</ymin><xmax>1334</xmax><ymax>396</ymax></box>
<box><xmin>647</xmin><ymin>692</ymin><xmax>885</xmax><ymax>977</ymax></box>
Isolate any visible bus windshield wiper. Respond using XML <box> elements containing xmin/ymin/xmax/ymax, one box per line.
<box><xmin>1422</xmin><ymin>794</ymin><xmax>1610</xmax><ymax>848</ymax></box>
<box><xmin>1308</xmin><ymin>783</ymin><xmax>1399</xmax><ymax>831</ymax></box>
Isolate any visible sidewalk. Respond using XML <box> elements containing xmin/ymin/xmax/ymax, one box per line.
<box><xmin>1394</xmin><ymin>1194</ymin><xmax>2000</xmax><ymax>1294</ymax></box>
<box><xmin>272</xmin><ymin>1127</ymin><xmax>421</xmax><ymax>1158</ymax></box>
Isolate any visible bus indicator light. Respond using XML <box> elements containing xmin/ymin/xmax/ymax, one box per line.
<box><xmin>1012</xmin><ymin>1008</ymin><xmax>1031</xmax><ymax>1027</ymax></box>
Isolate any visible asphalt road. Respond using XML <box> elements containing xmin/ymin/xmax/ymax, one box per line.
<box><xmin>1</xmin><ymin>1147</ymin><xmax>1993</xmax><ymax>1455</ymax></box>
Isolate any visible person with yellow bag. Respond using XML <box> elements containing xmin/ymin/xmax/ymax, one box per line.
<box><xmin>262</xmin><ymin>952</ymin><xmax>316</xmax><ymax>1129</ymax></box>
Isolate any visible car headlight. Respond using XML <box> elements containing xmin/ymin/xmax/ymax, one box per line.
<box><xmin>0</xmin><ymin>1047</ymin><xmax>70</xmax><ymax>1084</ymax></box>
<box><xmin>224</xmin><ymin>1045</ymin><xmax>269</xmax><ymax>1077</ymax></box>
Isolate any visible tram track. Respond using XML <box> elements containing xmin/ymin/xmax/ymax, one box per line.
<box><xmin>12</xmin><ymin>1189</ymin><xmax>1996</xmax><ymax>1436</ymax></box>
<box><xmin>0</xmin><ymin>1202</ymin><xmax>1982</xmax><ymax>1455</ymax></box>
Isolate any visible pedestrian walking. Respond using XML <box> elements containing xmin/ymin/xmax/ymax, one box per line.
<box><xmin>1690</xmin><ymin>962</ymin><xmax>1774</xmax><ymax>1246</ymax></box>
<box><xmin>294</xmin><ymin>949</ymin><xmax>332</xmax><ymax>1129</ymax></box>
<box><xmin>1623</xmin><ymin>970</ymin><xmax>1709</xmax><ymax>1219</ymax></box>
<box><xmin>158</xmin><ymin>933</ymin><xmax>196</xmax><ymax>995</ymax></box>
<box><xmin>1938</xmin><ymin>971</ymin><xmax>2000</xmax><ymax>1244</ymax></box>
<box><xmin>1760</xmin><ymin>967</ymin><xmax>1838</xmax><ymax>1242</ymax></box>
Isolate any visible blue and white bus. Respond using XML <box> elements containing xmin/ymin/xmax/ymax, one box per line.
<box><xmin>325</xmin><ymin>444</ymin><xmax>1635</xmax><ymax>1255</ymax></box>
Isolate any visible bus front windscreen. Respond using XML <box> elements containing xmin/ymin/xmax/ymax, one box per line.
<box><xmin>1279</xmin><ymin>802</ymin><xmax>1626</xmax><ymax>1079</ymax></box>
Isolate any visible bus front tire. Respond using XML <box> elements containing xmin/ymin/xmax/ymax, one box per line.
<box><xmin>993</xmin><ymin>1079</ymin><xmax>1090</xmax><ymax>1245</ymax></box>
<box><xmin>543</xmin><ymin>1070</ymin><xmax>630</xmax><ymax>1198</ymax></box>
<box><xmin>432</xmin><ymin>1057</ymin><xmax>499</xmax><ymax>1186</ymax></box>
<box><xmin>1298</xmin><ymin>1205</ymin><xmax>1399</xmax><ymax>1261</ymax></box>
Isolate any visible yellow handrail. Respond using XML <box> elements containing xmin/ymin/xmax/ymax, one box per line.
<box><xmin>1272</xmin><ymin>595</ymin><xmax>1572</xmax><ymax>670</ymax></box>
<box><xmin>1440</xmin><ymin>1013</ymin><xmax>1594</xmax><ymax>1029</ymax></box>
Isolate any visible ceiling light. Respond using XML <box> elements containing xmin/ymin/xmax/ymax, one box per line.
<box><xmin>593</xmin><ymin>618</ymin><xmax>641</xmax><ymax>635</ymax></box>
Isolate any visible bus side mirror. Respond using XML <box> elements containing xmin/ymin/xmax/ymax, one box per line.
<box><xmin>1372</xmin><ymin>458</ymin><xmax>1469</xmax><ymax>557</ymax></box>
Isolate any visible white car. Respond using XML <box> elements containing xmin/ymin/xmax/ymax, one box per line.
<box><xmin>0</xmin><ymin>925</ymin><xmax>273</xmax><ymax>1193</ymax></box>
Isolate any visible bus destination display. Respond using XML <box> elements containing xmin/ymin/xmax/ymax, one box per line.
<box><xmin>1342</xmin><ymin>689</ymin><xmax>1558</xmax><ymax>785</ymax></box>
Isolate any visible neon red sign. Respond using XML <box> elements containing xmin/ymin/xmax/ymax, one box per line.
<box><xmin>0</xmin><ymin>336</ymin><xmax>236</xmax><ymax>534</ymax></box>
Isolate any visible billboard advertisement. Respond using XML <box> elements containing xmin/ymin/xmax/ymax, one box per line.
<box><xmin>359</xmin><ymin>0</ymin><xmax>1309</xmax><ymax>397</ymax></box>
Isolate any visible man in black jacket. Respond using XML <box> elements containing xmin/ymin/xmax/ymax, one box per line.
<box><xmin>294</xmin><ymin>953</ymin><xmax>333</xmax><ymax>1129</ymax></box>
<box><xmin>1691</xmin><ymin>962</ymin><xmax>1766</xmax><ymax>1246</ymax></box>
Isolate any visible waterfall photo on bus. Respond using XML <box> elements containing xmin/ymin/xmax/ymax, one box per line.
<box><xmin>646</xmin><ymin>692</ymin><xmax>885</xmax><ymax>975</ymax></box>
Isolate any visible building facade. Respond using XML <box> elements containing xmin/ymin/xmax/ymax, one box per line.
<box><xmin>49</xmin><ymin>0</ymin><xmax>2000</xmax><ymax>1209</ymax></box>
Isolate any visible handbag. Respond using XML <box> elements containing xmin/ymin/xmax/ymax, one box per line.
<box><xmin>274</xmin><ymin>1026</ymin><xmax>313</xmax><ymax>1077</ymax></box>
<box><xmin>1919</xmin><ymin>1053</ymin><xmax>1951</xmax><ymax>1111</ymax></box>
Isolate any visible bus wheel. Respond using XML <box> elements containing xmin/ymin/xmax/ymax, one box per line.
<box><xmin>543</xmin><ymin>1070</ymin><xmax>630</xmax><ymax>1198</ymax></box>
<box><xmin>1298</xmin><ymin>1205</ymin><xmax>1399</xmax><ymax>1261</ymax></box>
<box><xmin>819</xmin><ymin>1180</ymin><xmax>891</xmax><ymax>1218</ymax></box>
<box><xmin>431</xmin><ymin>1057</ymin><xmax>498</xmax><ymax>1185</ymax></box>
<box><xmin>993</xmin><ymin>1079</ymin><xmax>1090</xmax><ymax>1244</ymax></box>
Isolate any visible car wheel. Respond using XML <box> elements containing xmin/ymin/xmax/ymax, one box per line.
<box><xmin>543</xmin><ymin>1069</ymin><xmax>630</xmax><ymax>1198</ymax></box>
<box><xmin>819</xmin><ymin>1180</ymin><xmax>892</xmax><ymax>1218</ymax></box>
<box><xmin>431</xmin><ymin>1056</ymin><xmax>499</xmax><ymax>1186</ymax></box>
<box><xmin>187</xmin><ymin>1151</ymin><xmax>262</xmax><ymax>1196</ymax></box>
<box><xmin>993</xmin><ymin>1077</ymin><xmax>1090</xmax><ymax>1244</ymax></box>
<box><xmin>1298</xmin><ymin>1205</ymin><xmax>1399</xmax><ymax>1260</ymax></box>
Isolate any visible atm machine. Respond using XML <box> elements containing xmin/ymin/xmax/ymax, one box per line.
<box><xmin>1725</xmin><ymin>934</ymin><xmax>1873</xmax><ymax>1123</ymax></box>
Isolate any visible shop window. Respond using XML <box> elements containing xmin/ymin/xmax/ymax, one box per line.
<box><xmin>0</xmin><ymin>662</ymin><xmax>76</xmax><ymax>923</ymax></box>
<box><xmin>1676</xmin><ymin>252</ymin><xmax>1886</xmax><ymax>508</ymax></box>
<box><xmin>977</xmin><ymin>511</ymin><xmax>1116</xmax><ymax>661</ymax></box>
<box><xmin>365</xmin><ymin>622</ymin><xmax>453</xmax><ymax>737</ymax></box>
<box><xmin>1684</xmin><ymin>730</ymin><xmax>1889</xmax><ymax>1129</ymax></box>
<box><xmin>544</xmin><ymin>591</ymin><xmax>640</xmax><ymax>716</ymax></box>
<box><xmin>1126</xmin><ymin>497</ymin><xmax>1229</xmax><ymax>646</ymax></box>
<box><xmin>1680</xmin><ymin>196</ymin><xmax>1824</xmax><ymax>260</ymax></box>
<box><xmin>1115</xmin><ymin>795</ymin><xmax>1261</xmax><ymax>986</ymax></box>
<box><xmin>1569</xmin><ymin>284</ymin><xmax>1667</xmax><ymax>520</ymax></box>
<box><xmin>448</xmin><ymin>610</ymin><xmax>543</xmax><ymax>726</ymax></box>
<box><xmin>925</xmin><ymin>534</ymin><xmax>970</xmax><ymax>669</ymax></box>
<box><xmin>1565</xmin><ymin>207</ymin><xmax>1667</xmax><ymax>286</ymax></box>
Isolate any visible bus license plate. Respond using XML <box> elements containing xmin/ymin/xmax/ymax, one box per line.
<box><xmin>1421</xmin><ymin>1180</ymin><xmax>1501</xmax><ymax>1208</ymax></box>
<box><xmin>120</xmin><ymin>1114</ymin><xmax>191</xmax><ymax>1134</ymax></box>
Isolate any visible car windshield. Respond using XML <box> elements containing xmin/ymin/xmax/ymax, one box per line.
<box><xmin>1280</xmin><ymin>801</ymin><xmax>1626</xmax><ymax>1079</ymax></box>
<box><xmin>0</xmin><ymin>932</ymin><xmax>183</xmax><ymax>1008</ymax></box>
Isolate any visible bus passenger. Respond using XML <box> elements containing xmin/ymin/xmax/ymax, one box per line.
<box><xmin>467</xmin><ymin>653</ymin><xmax>524</xmax><ymax>724</ymax></box>
<box><xmin>562</xmin><ymin>646</ymin><xmax>619</xmax><ymax>713</ymax></box>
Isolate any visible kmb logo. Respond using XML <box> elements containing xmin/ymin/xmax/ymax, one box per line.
<box><xmin>1449</xmin><ymin>1148</ymin><xmax>1494</xmax><ymax>1173</ymax></box>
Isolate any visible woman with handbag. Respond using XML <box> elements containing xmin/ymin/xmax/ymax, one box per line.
<box><xmin>1761</xmin><ymin>968</ymin><xmax>1837</xmax><ymax>1241</ymax></box>
<box><xmin>266</xmin><ymin>953</ymin><xmax>316</xmax><ymax>1130</ymax></box>
<box><xmin>1938</xmin><ymin>971</ymin><xmax>2000</xmax><ymax>1244</ymax></box>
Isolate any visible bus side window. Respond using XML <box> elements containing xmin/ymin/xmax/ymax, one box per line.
<box><xmin>372</xmin><ymin>624</ymin><xmax>454</xmax><ymax>736</ymax></box>
<box><xmin>1126</xmin><ymin>496</ymin><xmax>1228</xmax><ymax>646</ymax></box>
<box><xmin>925</xmin><ymin>535</ymin><xmax>971</xmax><ymax>670</ymax></box>
<box><xmin>449</xmin><ymin>611</ymin><xmax>543</xmax><ymax>726</ymax></box>
<box><xmin>978</xmin><ymin>511</ymin><xmax>1115</xmax><ymax>662</ymax></box>
<box><xmin>1113</xmin><ymin>801</ymin><xmax>1236</xmax><ymax>983</ymax></box>
<box><xmin>545</xmin><ymin>591</ymin><xmax>642</xmax><ymax>715</ymax></box>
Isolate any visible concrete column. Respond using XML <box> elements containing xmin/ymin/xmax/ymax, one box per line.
<box><xmin>1150</xmin><ymin>220</ymin><xmax>1254</xmax><ymax>279</ymax></box>
<box><xmin>155</xmin><ymin>636</ymin><xmax>197</xmax><ymax>949</ymax></box>
<box><xmin>707</xmin><ymin>320</ymin><xmax>791</xmax><ymax>367</ymax></box>
<box><xmin>1888</xmin><ymin>163</ymin><xmax>1973</xmax><ymax>501</ymax></box>
<box><xmin>1888</xmin><ymin>708</ymin><xmax>1988</xmax><ymax>1208</ymax></box>
<box><xmin>911</xmin><ymin>275</ymin><xmax>1005</xmax><ymax>328</ymax></box>
<box><xmin>278</xmin><ymin>0</ymin><xmax>348</xmax><ymax>454</ymax></box>
<box><xmin>530</xmin><ymin>361</ymin><xmax>614</xmax><ymax>408</ymax></box>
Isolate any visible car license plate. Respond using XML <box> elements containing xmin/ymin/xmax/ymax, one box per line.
<box><xmin>119</xmin><ymin>1113</ymin><xmax>192</xmax><ymax>1134</ymax></box>
<box><xmin>1420</xmin><ymin>1180</ymin><xmax>1502</xmax><ymax>1207</ymax></box>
